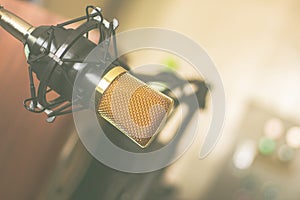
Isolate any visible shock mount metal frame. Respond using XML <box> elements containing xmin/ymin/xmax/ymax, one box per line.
<box><xmin>23</xmin><ymin>6</ymin><xmax>119</xmax><ymax>122</ymax></box>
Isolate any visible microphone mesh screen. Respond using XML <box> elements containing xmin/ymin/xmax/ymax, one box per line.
<box><xmin>97</xmin><ymin>72</ymin><xmax>173</xmax><ymax>148</ymax></box>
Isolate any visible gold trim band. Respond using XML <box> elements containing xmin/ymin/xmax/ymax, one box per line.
<box><xmin>96</xmin><ymin>66</ymin><xmax>127</xmax><ymax>94</ymax></box>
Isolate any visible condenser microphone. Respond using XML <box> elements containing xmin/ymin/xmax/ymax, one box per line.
<box><xmin>0</xmin><ymin>6</ymin><xmax>174</xmax><ymax>148</ymax></box>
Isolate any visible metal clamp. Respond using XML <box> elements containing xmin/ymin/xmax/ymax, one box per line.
<box><xmin>91</xmin><ymin>7</ymin><xmax>119</xmax><ymax>30</ymax></box>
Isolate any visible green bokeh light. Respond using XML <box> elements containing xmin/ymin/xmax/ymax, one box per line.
<box><xmin>259</xmin><ymin>137</ymin><xmax>276</xmax><ymax>155</ymax></box>
<box><xmin>162</xmin><ymin>57</ymin><xmax>179</xmax><ymax>71</ymax></box>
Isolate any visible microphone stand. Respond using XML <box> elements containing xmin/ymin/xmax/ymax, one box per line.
<box><xmin>0</xmin><ymin>6</ymin><xmax>36</xmax><ymax>44</ymax></box>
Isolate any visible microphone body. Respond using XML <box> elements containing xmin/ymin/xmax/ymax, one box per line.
<box><xmin>0</xmin><ymin>6</ymin><xmax>174</xmax><ymax>148</ymax></box>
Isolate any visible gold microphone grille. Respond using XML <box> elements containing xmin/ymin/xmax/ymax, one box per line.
<box><xmin>97</xmin><ymin>72</ymin><xmax>174</xmax><ymax>148</ymax></box>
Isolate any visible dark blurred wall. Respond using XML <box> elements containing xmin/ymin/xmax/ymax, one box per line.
<box><xmin>0</xmin><ymin>1</ymin><xmax>73</xmax><ymax>200</ymax></box>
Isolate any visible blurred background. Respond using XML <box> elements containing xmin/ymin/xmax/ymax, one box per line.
<box><xmin>1</xmin><ymin>0</ymin><xmax>300</xmax><ymax>199</ymax></box>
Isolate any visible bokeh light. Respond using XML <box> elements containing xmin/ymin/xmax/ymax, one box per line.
<box><xmin>286</xmin><ymin>127</ymin><xmax>300</xmax><ymax>149</ymax></box>
<box><xmin>264</xmin><ymin>118</ymin><xmax>284</xmax><ymax>140</ymax></box>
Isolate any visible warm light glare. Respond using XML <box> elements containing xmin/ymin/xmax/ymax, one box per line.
<box><xmin>233</xmin><ymin>140</ymin><xmax>257</xmax><ymax>170</ymax></box>
<box><xmin>264</xmin><ymin>118</ymin><xmax>284</xmax><ymax>140</ymax></box>
<box><xmin>286</xmin><ymin>127</ymin><xmax>300</xmax><ymax>149</ymax></box>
